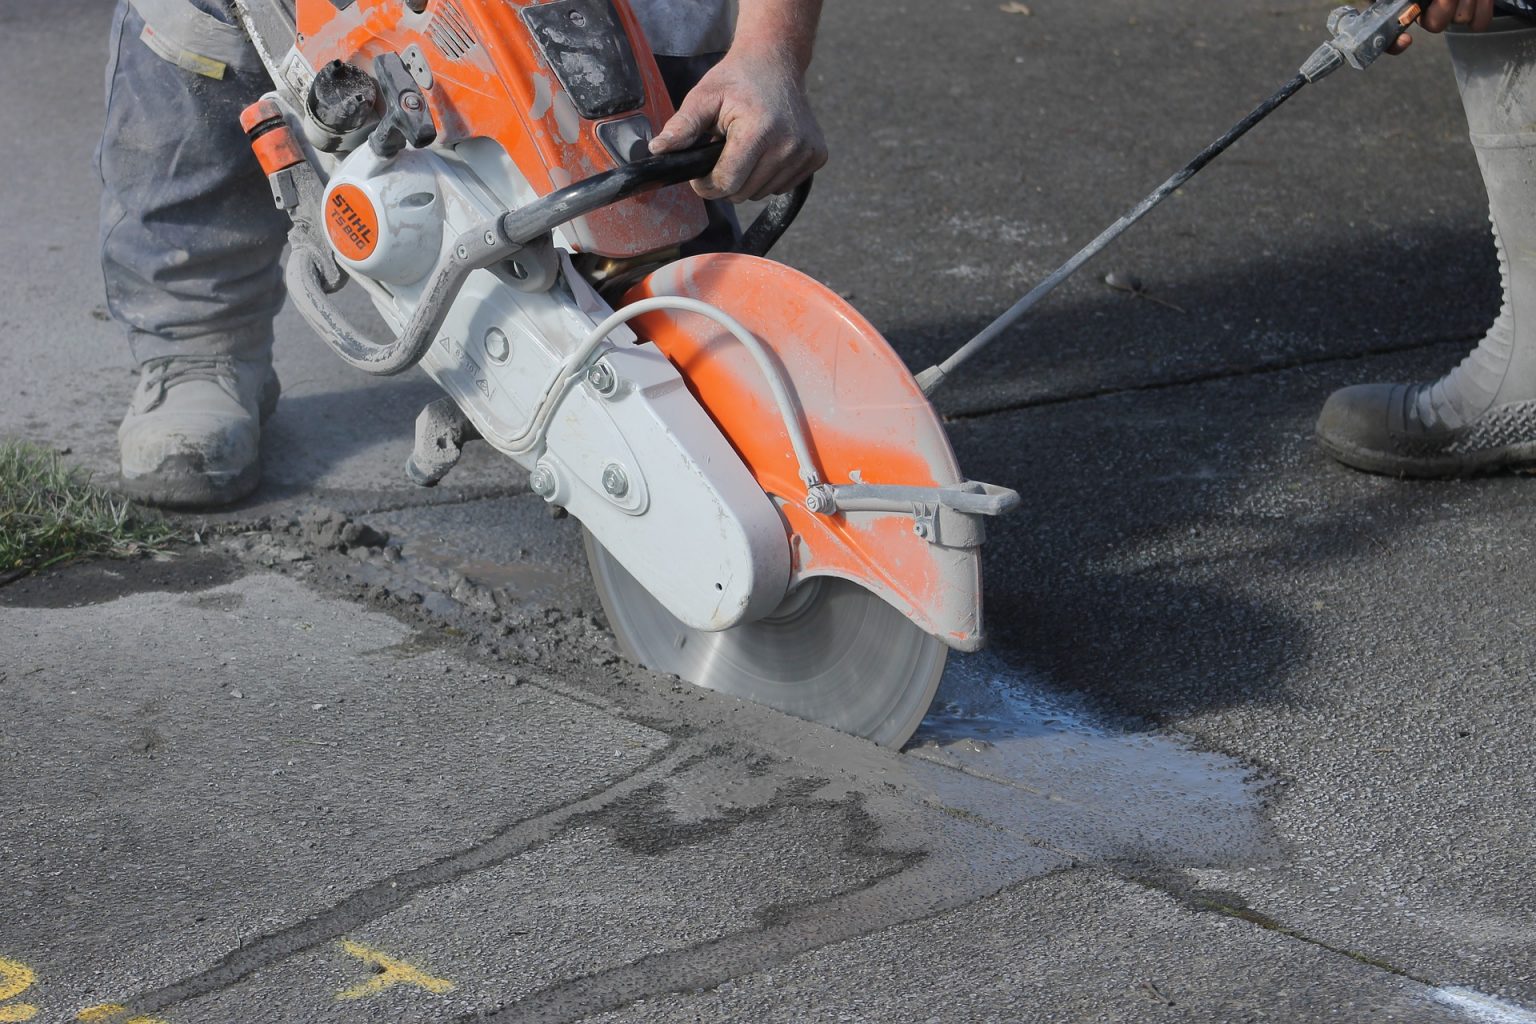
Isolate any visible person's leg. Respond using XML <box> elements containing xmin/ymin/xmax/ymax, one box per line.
<box><xmin>1316</xmin><ymin>18</ymin><xmax>1536</xmax><ymax>476</ymax></box>
<box><xmin>99</xmin><ymin>0</ymin><xmax>289</xmax><ymax>507</ymax></box>
<box><xmin>654</xmin><ymin>53</ymin><xmax>741</xmax><ymax>256</ymax></box>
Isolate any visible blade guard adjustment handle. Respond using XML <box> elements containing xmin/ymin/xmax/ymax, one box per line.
<box><xmin>241</xmin><ymin>96</ymin><xmax>307</xmax><ymax>209</ymax></box>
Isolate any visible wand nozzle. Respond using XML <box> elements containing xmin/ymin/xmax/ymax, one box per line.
<box><xmin>1304</xmin><ymin>0</ymin><xmax>1536</xmax><ymax>83</ymax></box>
<box><xmin>1301</xmin><ymin>1</ymin><xmax>1424</xmax><ymax>83</ymax></box>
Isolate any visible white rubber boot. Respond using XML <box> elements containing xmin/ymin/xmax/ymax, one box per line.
<box><xmin>1317</xmin><ymin>19</ymin><xmax>1536</xmax><ymax>477</ymax></box>
<box><xmin>117</xmin><ymin>355</ymin><xmax>280</xmax><ymax>509</ymax></box>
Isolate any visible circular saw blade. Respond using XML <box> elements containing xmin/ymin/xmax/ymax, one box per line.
<box><xmin>583</xmin><ymin>530</ymin><xmax>946</xmax><ymax>748</ymax></box>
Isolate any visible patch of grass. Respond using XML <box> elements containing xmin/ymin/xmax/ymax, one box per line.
<box><xmin>0</xmin><ymin>440</ymin><xmax>180</xmax><ymax>577</ymax></box>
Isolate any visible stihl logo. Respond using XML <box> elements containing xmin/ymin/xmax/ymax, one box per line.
<box><xmin>326</xmin><ymin>185</ymin><xmax>379</xmax><ymax>260</ymax></box>
<box><xmin>331</xmin><ymin>193</ymin><xmax>373</xmax><ymax>244</ymax></box>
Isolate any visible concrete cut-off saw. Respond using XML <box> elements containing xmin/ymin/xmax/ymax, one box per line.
<box><xmin>233</xmin><ymin>0</ymin><xmax>1021</xmax><ymax>748</ymax></box>
<box><xmin>233</xmin><ymin>0</ymin><xmax>1511</xmax><ymax>746</ymax></box>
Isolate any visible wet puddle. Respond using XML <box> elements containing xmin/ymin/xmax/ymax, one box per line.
<box><xmin>906</xmin><ymin>652</ymin><xmax>1273</xmax><ymax>864</ymax></box>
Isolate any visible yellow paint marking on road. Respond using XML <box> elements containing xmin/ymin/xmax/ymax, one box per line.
<box><xmin>0</xmin><ymin>960</ymin><xmax>31</xmax><ymax>1002</ymax></box>
<box><xmin>336</xmin><ymin>940</ymin><xmax>454</xmax><ymax>1001</ymax></box>
<box><xmin>0</xmin><ymin>965</ymin><xmax>168</xmax><ymax>1024</ymax></box>
<box><xmin>74</xmin><ymin>1006</ymin><xmax>127</xmax><ymax>1022</ymax></box>
<box><xmin>0</xmin><ymin>957</ymin><xmax>39</xmax><ymax>1022</ymax></box>
<box><xmin>75</xmin><ymin>1005</ymin><xmax>169</xmax><ymax>1024</ymax></box>
<box><xmin>74</xmin><ymin>1007</ymin><xmax>126</xmax><ymax>1022</ymax></box>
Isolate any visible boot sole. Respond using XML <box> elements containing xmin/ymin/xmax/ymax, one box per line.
<box><xmin>1316</xmin><ymin>430</ymin><xmax>1536</xmax><ymax>479</ymax></box>
<box><xmin>119</xmin><ymin>457</ymin><xmax>262</xmax><ymax>510</ymax></box>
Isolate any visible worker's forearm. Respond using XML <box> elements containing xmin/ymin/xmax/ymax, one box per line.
<box><xmin>729</xmin><ymin>0</ymin><xmax>824</xmax><ymax>77</ymax></box>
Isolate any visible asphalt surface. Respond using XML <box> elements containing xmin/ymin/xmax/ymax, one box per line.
<box><xmin>3</xmin><ymin>0</ymin><xmax>1535</xmax><ymax>1022</ymax></box>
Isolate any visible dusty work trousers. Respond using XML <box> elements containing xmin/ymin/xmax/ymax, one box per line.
<box><xmin>97</xmin><ymin>0</ymin><xmax>733</xmax><ymax>367</ymax></box>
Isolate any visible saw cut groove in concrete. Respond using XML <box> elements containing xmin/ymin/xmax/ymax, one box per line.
<box><xmin>120</xmin><ymin>743</ymin><xmax>695</xmax><ymax>1017</ymax></box>
<box><xmin>1122</xmin><ymin>870</ymin><xmax>1536</xmax><ymax>1022</ymax></box>
<box><xmin>328</xmin><ymin>484</ymin><xmax>535</xmax><ymax>522</ymax></box>
<box><xmin>463</xmin><ymin>850</ymin><xmax>1066</xmax><ymax>1024</ymax></box>
<box><xmin>1120</xmin><ymin>869</ymin><xmax>1431</xmax><ymax>979</ymax></box>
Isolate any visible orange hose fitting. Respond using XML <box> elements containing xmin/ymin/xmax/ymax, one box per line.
<box><xmin>241</xmin><ymin>97</ymin><xmax>305</xmax><ymax>176</ymax></box>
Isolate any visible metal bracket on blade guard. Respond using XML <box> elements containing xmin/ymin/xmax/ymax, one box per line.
<box><xmin>819</xmin><ymin>475</ymin><xmax>1020</xmax><ymax>548</ymax></box>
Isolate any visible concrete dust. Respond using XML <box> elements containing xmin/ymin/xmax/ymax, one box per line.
<box><xmin>399</xmin><ymin>536</ymin><xmax>590</xmax><ymax>610</ymax></box>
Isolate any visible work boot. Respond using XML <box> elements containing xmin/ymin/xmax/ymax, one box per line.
<box><xmin>1317</xmin><ymin>19</ymin><xmax>1536</xmax><ymax>477</ymax></box>
<box><xmin>117</xmin><ymin>355</ymin><xmax>280</xmax><ymax>508</ymax></box>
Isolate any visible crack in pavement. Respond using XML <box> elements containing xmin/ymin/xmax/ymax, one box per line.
<box><xmin>115</xmin><ymin>741</ymin><xmax>697</xmax><ymax>1019</ymax></box>
<box><xmin>460</xmin><ymin>849</ymin><xmax>1068</xmax><ymax>1024</ymax></box>
<box><xmin>1119</xmin><ymin>868</ymin><xmax>1434</xmax><ymax>986</ymax></box>
<box><xmin>470</xmin><ymin>857</ymin><xmax>1462</xmax><ymax>1024</ymax></box>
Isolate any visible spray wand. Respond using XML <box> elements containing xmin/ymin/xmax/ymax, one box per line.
<box><xmin>916</xmin><ymin>0</ymin><xmax>1536</xmax><ymax>394</ymax></box>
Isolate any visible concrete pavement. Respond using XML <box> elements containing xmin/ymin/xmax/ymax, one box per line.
<box><xmin>0</xmin><ymin>557</ymin><xmax>1472</xmax><ymax>1023</ymax></box>
<box><xmin>2</xmin><ymin>0</ymin><xmax>1534</xmax><ymax>1021</ymax></box>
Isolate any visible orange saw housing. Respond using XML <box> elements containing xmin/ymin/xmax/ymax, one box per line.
<box><xmin>293</xmin><ymin>0</ymin><xmax>708</xmax><ymax>257</ymax></box>
<box><xmin>627</xmin><ymin>255</ymin><xmax>988</xmax><ymax>652</ymax></box>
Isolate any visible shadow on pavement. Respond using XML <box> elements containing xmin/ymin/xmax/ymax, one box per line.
<box><xmin>914</xmin><ymin>225</ymin><xmax>1505</xmax><ymax>726</ymax></box>
<box><xmin>882</xmin><ymin>222</ymin><xmax>1499</xmax><ymax>417</ymax></box>
<box><xmin>952</xmin><ymin>368</ymin><xmax>1489</xmax><ymax>725</ymax></box>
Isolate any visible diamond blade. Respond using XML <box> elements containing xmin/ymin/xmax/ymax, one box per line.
<box><xmin>584</xmin><ymin>529</ymin><xmax>946</xmax><ymax>748</ymax></box>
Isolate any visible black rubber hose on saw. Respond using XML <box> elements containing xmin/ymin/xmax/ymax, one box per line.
<box><xmin>739</xmin><ymin>178</ymin><xmax>813</xmax><ymax>258</ymax></box>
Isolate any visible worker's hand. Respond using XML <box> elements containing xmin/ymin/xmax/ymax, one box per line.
<box><xmin>1391</xmin><ymin>0</ymin><xmax>1496</xmax><ymax>53</ymax></box>
<box><xmin>648</xmin><ymin>48</ymin><xmax>828</xmax><ymax>203</ymax></box>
